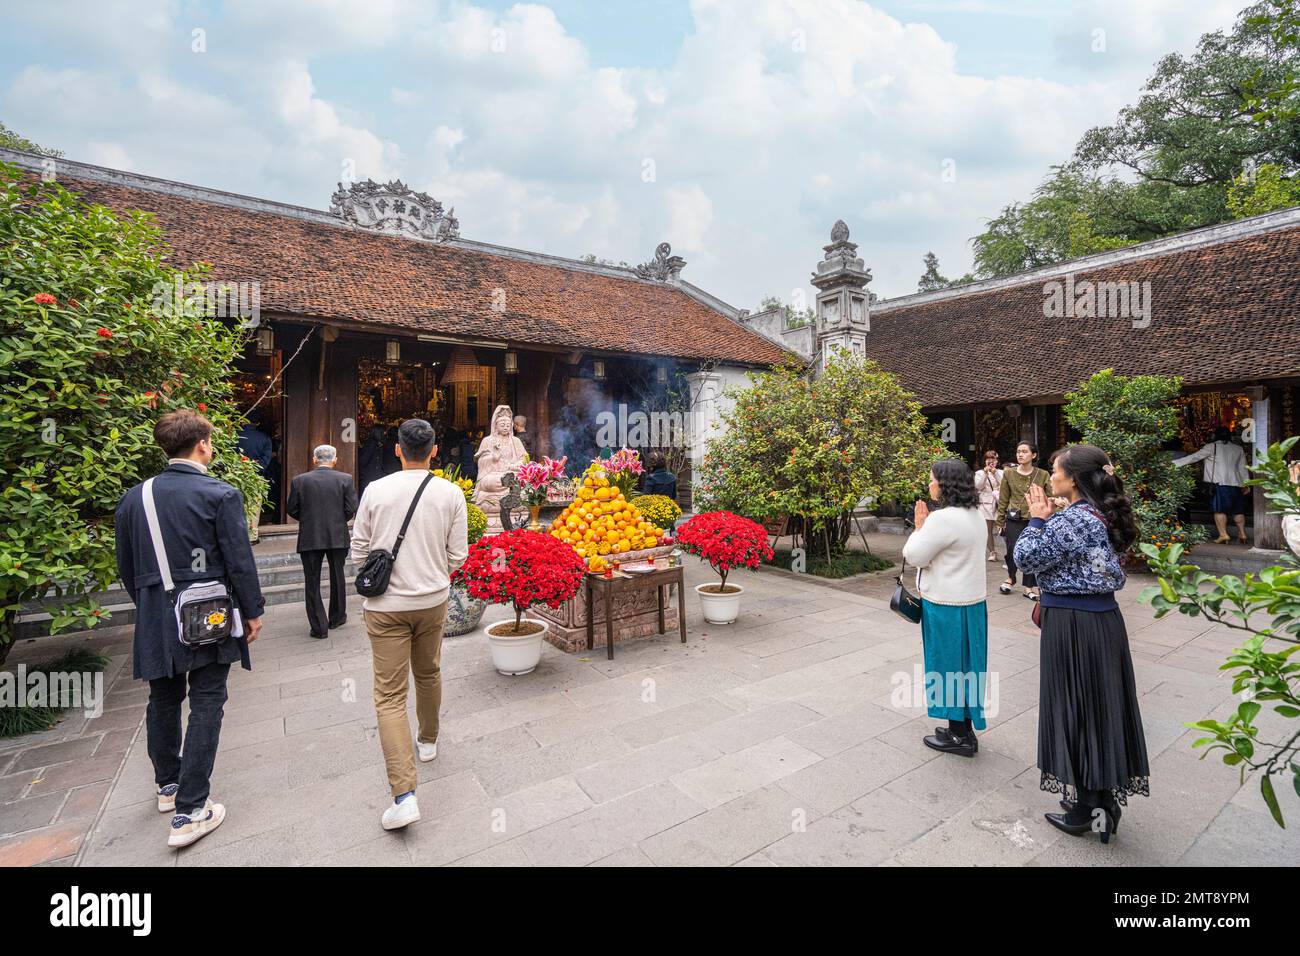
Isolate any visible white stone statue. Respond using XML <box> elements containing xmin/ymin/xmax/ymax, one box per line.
<box><xmin>474</xmin><ymin>404</ymin><xmax>528</xmax><ymax>530</ymax></box>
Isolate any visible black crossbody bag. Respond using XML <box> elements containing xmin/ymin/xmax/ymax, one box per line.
<box><xmin>142</xmin><ymin>476</ymin><xmax>242</xmax><ymax>647</ymax></box>
<box><xmin>355</xmin><ymin>474</ymin><xmax>435</xmax><ymax>598</ymax></box>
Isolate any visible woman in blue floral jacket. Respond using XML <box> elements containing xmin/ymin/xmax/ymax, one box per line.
<box><xmin>1013</xmin><ymin>444</ymin><xmax>1148</xmax><ymax>845</ymax></box>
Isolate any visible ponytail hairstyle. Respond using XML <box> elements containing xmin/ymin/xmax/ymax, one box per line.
<box><xmin>1056</xmin><ymin>444</ymin><xmax>1139</xmax><ymax>553</ymax></box>
<box><xmin>932</xmin><ymin>458</ymin><xmax>979</xmax><ymax>510</ymax></box>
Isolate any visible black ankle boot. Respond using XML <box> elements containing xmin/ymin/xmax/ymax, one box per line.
<box><xmin>1059</xmin><ymin>794</ymin><xmax>1121</xmax><ymax>832</ymax></box>
<box><xmin>923</xmin><ymin>727</ymin><xmax>976</xmax><ymax>757</ymax></box>
<box><xmin>932</xmin><ymin>724</ymin><xmax>979</xmax><ymax>753</ymax></box>
<box><xmin>1045</xmin><ymin>802</ymin><xmax>1118</xmax><ymax>843</ymax></box>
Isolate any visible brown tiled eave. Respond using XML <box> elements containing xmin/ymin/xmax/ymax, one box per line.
<box><xmin>865</xmin><ymin>225</ymin><xmax>1300</xmax><ymax>408</ymax></box>
<box><xmin>50</xmin><ymin>175</ymin><xmax>792</xmax><ymax>367</ymax></box>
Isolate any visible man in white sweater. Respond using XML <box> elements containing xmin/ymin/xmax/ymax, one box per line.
<box><xmin>350</xmin><ymin>418</ymin><xmax>468</xmax><ymax>831</ymax></box>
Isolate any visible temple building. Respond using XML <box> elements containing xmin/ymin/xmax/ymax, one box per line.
<box><xmin>2</xmin><ymin>149</ymin><xmax>790</xmax><ymax>527</ymax></box>
<box><xmin>747</xmin><ymin>213</ymin><xmax>1300</xmax><ymax>550</ymax></box>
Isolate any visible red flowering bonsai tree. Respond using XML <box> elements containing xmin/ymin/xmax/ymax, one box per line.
<box><xmin>455</xmin><ymin>529</ymin><xmax>586</xmax><ymax>634</ymax></box>
<box><xmin>675</xmin><ymin>511</ymin><xmax>774</xmax><ymax>593</ymax></box>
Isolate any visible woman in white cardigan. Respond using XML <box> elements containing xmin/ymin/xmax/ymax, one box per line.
<box><xmin>903</xmin><ymin>458</ymin><xmax>990</xmax><ymax>758</ymax></box>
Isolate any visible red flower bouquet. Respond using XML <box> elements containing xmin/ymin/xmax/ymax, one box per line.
<box><xmin>454</xmin><ymin>529</ymin><xmax>585</xmax><ymax>631</ymax></box>
<box><xmin>675</xmin><ymin>511</ymin><xmax>773</xmax><ymax>593</ymax></box>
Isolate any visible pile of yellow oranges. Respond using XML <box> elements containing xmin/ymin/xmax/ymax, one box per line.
<box><xmin>549</xmin><ymin>465</ymin><xmax>665</xmax><ymax>572</ymax></box>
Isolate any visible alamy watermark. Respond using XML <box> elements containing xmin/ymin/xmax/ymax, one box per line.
<box><xmin>1042</xmin><ymin>274</ymin><xmax>1151</xmax><ymax>329</ymax></box>
<box><xmin>890</xmin><ymin>664</ymin><xmax>999</xmax><ymax>718</ymax></box>
<box><xmin>595</xmin><ymin>404</ymin><xmax>690</xmax><ymax>450</ymax></box>
<box><xmin>0</xmin><ymin>666</ymin><xmax>104</xmax><ymax>719</ymax></box>
<box><xmin>150</xmin><ymin>278</ymin><xmax>261</xmax><ymax>325</ymax></box>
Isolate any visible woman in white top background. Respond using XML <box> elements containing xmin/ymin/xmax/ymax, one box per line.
<box><xmin>903</xmin><ymin>459</ymin><xmax>990</xmax><ymax>758</ymax></box>
<box><xmin>1173</xmin><ymin>425</ymin><xmax>1251</xmax><ymax>544</ymax></box>
<box><xmin>973</xmin><ymin>449</ymin><xmax>1003</xmax><ymax>562</ymax></box>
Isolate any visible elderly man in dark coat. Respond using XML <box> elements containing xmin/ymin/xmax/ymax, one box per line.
<box><xmin>287</xmin><ymin>443</ymin><xmax>359</xmax><ymax>638</ymax></box>
<box><xmin>115</xmin><ymin>410</ymin><xmax>264</xmax><ymax>849</ymax></box>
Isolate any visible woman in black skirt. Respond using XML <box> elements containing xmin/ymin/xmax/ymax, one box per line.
<box><xmin>1013</xmin><ymin>444</ymin><xmax>1148</xmax><ymax>844</ymax></box>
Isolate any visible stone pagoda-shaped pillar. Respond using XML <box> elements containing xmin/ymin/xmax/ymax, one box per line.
<box><xmin>811</xmin><ymin>219</ymin><xmax>872</xmax><ymax>371</ymax></box>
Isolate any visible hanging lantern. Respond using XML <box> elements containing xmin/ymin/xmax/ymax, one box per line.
<box><xmin>441</xmin><ymin>344</ymin><xmax>480</xmax><ymax>385</ymax></box>
<box><xmin>254</xmin><ymin>326</ymin><xmax>274</xmax><ymax>356</ymax></box>
<box><xmin>592</xmin><ymin>359</ymin><xmax>606</xmax><ymax>382</ymax></box>
<box><xmin>656</xmin><ymin>364</ymin><xmax>667</xmax><ymax>385</ymax></box>
<box><xmin>385</xmin><ymin>340</ymin><xmax>401</xmax><ymax>365</ymax></box>
<box><xmin>504</xmin><ymin>350</ymin><xmax>519</xmax><ymax>375</ymax></box>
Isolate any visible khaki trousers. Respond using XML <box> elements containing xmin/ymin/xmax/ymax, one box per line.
<box><xmin>364</xmin><ymin>602</ymin><xmax>447</xmax><ymax>797</ymax></box>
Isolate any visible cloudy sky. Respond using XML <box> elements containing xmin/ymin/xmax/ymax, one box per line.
<box><xmin>0</xmin><ymin>0</ymin><xmax>1248</xmax><ymax>308</ymax></box>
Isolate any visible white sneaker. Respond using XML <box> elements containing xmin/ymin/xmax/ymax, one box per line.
<box><xmin>167</xmin><ymin>799</ymin><xmax>226</xmax><ymax>848</ymax></box>
<box><xmin>381</xmin><ymin>795</ymin><xmax>421</xmax><ymax>830</ymax></box>
<box><xmin>157</xmin><ymin>783</ymin><xmax>179</xmax><ymax>813</ymax></box>
<box><xmin>417</xmin><ymin>740</ymin><xmax>438</xmax><ymax>763</ymax></box>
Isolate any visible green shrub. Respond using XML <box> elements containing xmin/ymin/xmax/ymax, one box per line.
<box><xmin>0</xmin><ymin>163</ymin><xmax>265</xmax><ymax>663</ymax></box>
<box><xmin>0</xmin><ymin>646</ymin><xmax>109</xmax><ymax>738</ymax></box>
<box><xmin>1064</xmin><ymin>369</ymin><xmax>1205</xmax><ymax>553</ymax></box>
<box><xmin>694</xmin><ymin>353</ymin><xmax>947</xmax><ymax>559</ymax></box>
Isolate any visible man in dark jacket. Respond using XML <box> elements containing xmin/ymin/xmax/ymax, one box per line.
<box><xmin>115</xmin><ymin>409</ymin><xmax>264</xmax><ymax>849</ymax></box>
<box><xmin>357</xmin><ymin>425</ymin><xmax>387</xmax><ymax>498</ymax></box>
<box><xmin>287</xmin><ymin>444</ymin><xmax>359</xmax><ymax>638</ymax></box>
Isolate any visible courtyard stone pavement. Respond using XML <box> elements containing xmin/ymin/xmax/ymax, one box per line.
<box><xmin>4</xmin><ymin>535</ymin><xmax>1298</xmax><ymax>867</ymax></box>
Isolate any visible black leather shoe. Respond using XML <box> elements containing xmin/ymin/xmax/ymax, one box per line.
<box><xmin>328</xmin><ymin>617</ymin><xmax>348</xmax><ymax>629</ymax></box>
<box><xmin>933</xmin><ymin>727</ymin><xmax>978</xmax><ymax>752</ymax></box>
<box><xmin>923</xmin><ymin>728</ymin><xmax>976</xmax><ymax>757</ymax></box>
<box><xmin>309</xmin><ymin>631</ymin><xmax>327</xmax><ymax>640</ymax></box>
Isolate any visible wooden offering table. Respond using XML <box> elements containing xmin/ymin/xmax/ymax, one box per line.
<box><xmin>531</xmin><ymin>545</ymin><xmax>681</xmax><ymax>653</ymax></box>
<box><xmin>585</xmin><ymin>565</ymin><xmax>687</xmax><ymax>660</ymax></box>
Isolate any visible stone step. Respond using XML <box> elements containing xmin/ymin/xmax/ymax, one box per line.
<box><xmin>15</xmin><ymin>558</ymin><xmax>356</xmax><ymax>640</ymax></box>
<box><xmin>1182</xmin><ymin>544</ymin><xmax>1286</xmax><ymax>577</ymax></box>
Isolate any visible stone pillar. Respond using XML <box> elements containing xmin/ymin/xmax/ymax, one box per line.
<box><xmin>685</xmin><ymin>369</ymin><xmax>723</xmax><ymax>477</ymax></box>
<box><xmin>812</xmin><ymin>219</ymin><xmax>872</xmax><ymax>372</ymax></box>
<box><xmin>1247</xmin><ymin>386</ymin><xmax>1284</xmax><ymax>550</ymax></box>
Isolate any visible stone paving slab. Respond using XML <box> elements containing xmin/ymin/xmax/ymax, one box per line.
<box><xmin>1</xmin><ymin>537</ymin><xmax>1291</xmax><ymax>867</ymax></box>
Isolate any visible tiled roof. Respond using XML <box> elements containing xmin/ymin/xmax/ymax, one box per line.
<box><xmin>34</xmin><ymin>164</ymin><xmax>791</xmax><ymax>366</ymax></box>
<box><xmin>866</xmin><ymin>223</ymin><xmax>1300</xmax><ymax>407</ymax></box>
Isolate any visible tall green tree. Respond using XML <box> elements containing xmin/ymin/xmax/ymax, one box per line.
<box><xmin>0</xmin><ymin>163</ymin><xmax>264</xmax><ymax>663</ymax></box>
<box><xmin>971</xmin><ymin>3</ymin><xmax>1300</xmax><ymax>278</ymax></box>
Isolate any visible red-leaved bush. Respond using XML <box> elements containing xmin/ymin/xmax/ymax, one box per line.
<box><xmin>455</xmin><ymin>529</ymin><xmax>586</xmax><ymax>629</ymax></box>
<box><xmin>674</xmin><ymin>511</ymin><xmax>773</xmax><ymax>592</ymax></box>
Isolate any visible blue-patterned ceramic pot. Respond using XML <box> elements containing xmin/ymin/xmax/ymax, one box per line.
<box><xmin>444</xmin><ymin>580</ymin><xmax>488</xmax><ymax>637</ymax></box>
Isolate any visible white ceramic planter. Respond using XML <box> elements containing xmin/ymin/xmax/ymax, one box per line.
<box><xmin>696</xmin><ymin>583</ymin><xmax>744</xmax><ymax>624</ymax></box>
<box><xmin>486</xmin><ymin>618</ymin><xmax>548</xmax><ymax>675</ymax></box>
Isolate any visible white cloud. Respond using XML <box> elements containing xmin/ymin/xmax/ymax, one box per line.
<box><xmin>0</xmin><ymin>0</ymin><xmax>1248</xmax><ymax>306</ymax></box>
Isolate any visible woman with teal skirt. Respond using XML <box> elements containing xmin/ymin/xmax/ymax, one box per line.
<box><xmin>903</xmin><ymin>459</ymin><xmax>990</xmax><ymax>757</ymax></box>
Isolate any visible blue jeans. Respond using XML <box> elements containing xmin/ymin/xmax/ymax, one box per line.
<box><xmin>146</xmin><ymin>661</ymin><xmax>231</xmax><ymax>814</ymax></box>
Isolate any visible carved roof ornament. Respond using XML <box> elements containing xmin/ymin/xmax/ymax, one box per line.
<box><xmin>634</xmin><ymin>242</ymin><xmax>687</xmax><ymax>283</ymax></box>
<box><xmin>329</xmin><ymin>178</ymin><xmax>460</xmax><ymax>242</ymax></box>
<box><xmin>811</xmin><ymin>218</ymin><xmax>871</xmax><ymax>291</ymax></box>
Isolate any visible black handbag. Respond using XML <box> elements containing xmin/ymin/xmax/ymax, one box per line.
<box><xmin>355</xmin><ymin>474</ymin><xmax>435</xmax><ymax>597</ymax></box>
<box><xmin>889</xmin><ymin>559</ymin><xmax>923</xmax><ymax>625</ymax></box>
